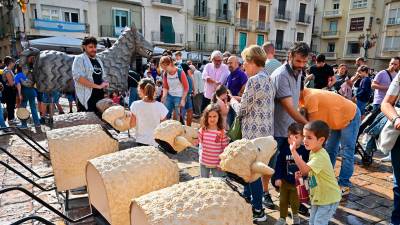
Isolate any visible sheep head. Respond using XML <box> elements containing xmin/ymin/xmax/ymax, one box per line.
<box><xmin>102</xmin><ymin>105</ymin><xmax>132</xmax><ymax>132</ymax></box>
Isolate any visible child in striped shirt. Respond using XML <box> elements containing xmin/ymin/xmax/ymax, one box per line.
<box><xmin>199</xmin><ymin>103</ymin><xmax>229</xmax><ymax>178</ymax></box>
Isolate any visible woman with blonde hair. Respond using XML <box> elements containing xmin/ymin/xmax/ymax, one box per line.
<box><xmin>230</xmin><ymin>45</ymin><xmax>275</xmax><ymax>222</ymax></box>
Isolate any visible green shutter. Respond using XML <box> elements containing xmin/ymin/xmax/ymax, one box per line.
<box><xmin>257</xmin><ymin>34</ymin><xmax>264</xmax><ymax>46</ymax></box>
<box><xmin>160</xmin><ymin>16</ymin><xmax>175</xmax><ymax>43</ymax></box>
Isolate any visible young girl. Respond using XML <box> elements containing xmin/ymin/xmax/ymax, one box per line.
<box><xmin>198</xmin><ymin>104</ymin><xmax>229</xmax><ymax>178</ymax></box>
<box><xmin>211</xmin><ymin>85</ymin><xmax>230</xmax><ymax>129</ymax></box>
<box><xmin>129</xmin><ymin>78</ymin><xmax>168</xmax><ymax>146</ymax></box>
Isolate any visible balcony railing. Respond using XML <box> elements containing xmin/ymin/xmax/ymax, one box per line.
<box><xmin>99</xmin><ymin>25</ymin><xmax>135</xmax><ymax>37</ymax></box>
<box><xmin>322</xmin><ymin>30</ymin><xmax>339</xmax><ymax>37</ymax></box>
<box><xmin>274</xmin><ymin>9</ymin><xmax>291</xmax><ymax>21</ymax></box>
<box><xmin>296</xmin><ymin>14</ymin><xmax>312</xmax><ymax>24</ymax></box>
<box><xmin>323</xmin><ymin>9</ymin><xmax>342</xmax><ymax>18</ymax></box>
<box><xmin>321</xmin><ymin>52</ymin><xmax>337</xmax><ymax>59</ymax></box>
<box><xmin>255</xmin><ymin>21</ymin><xmax>270</xmax><ymax>32</ymax></box>
<box><xmin>186</xmin><ymin>41</ymin><xmax>239</xmax><ymax>54</ymax></box>
<box><xmin>194</xmin><ymin>5</ymin><xmax>209</xmax><ymax>19</ymax></box>
<box><xmin>269</xmin><ymin>40</ymin><xmax>293</xmax><ymax>51</ymax></box>
<box><xmin>151</xmin><ymin>0</ymin><xmax>184</xmax><ymax>7</ymax></box>
<box><xmin>384</xmin><ymin>46</ymin><xmax>400</xmax><ymax>52</ymax></box>
<box><xmin>387</xmin><ymin>18</ymin><xmax>400</xmax><ymax>25</ymax></box>
<box><xmin>31</xmin><ymin>19</ymin><xmax>88</xmax><ymax>33</ymax></box>
<box><xmin>216</xmin><ymin>9</ymin><xmax>232</xmax><ymax>22</ymax></box>
<box><xmin>236</xmin><ymin>18</ymin><xmax>252</xmax><ymax>30</ymax></box>
<box><xmin>151</xmin><ymin>31</ymin><xmax>184</xmax><ymax>44</ymax></box>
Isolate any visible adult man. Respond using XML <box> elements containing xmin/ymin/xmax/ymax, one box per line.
<box><xmin>381</xmin><ymin>72</ymin><xmax>400</xmax><ymax>225</ymax></box>
<box><xmin>226</xmin><ymin>56</ymin><xmax>247</xmax><ymax>126</ymax></box>
<box><xmin>300</xmin><ymin>87</ymin><xmax>361</xmax><ymax>196</ymax></box>
<box><xmin>263</xmin><ymin>42</ymin><xmax>282</xmax><ymax>76</ymax></box>
<box><xmin>372</xmin><ymin>57</ymin><xmax>400</xmax><ymax>112</ymax></box>
<box><xmin>223</xmin><ymin>51</ymin><xmax>231</xmax><ymax>64</ymax></box>
<box><xmin>190</xmin><ymin>65</ymin><xmax>203</xmax><ymax>117</ymax></box>
<box><xmin>72</xmin><ymin>36</ymin><xmax>109</xmax><ymax>113</ymax></box>
<box><xmin>268</xmin><ymin>42</ymin><xmax>309</xmax><ymax>209</ymax></box>
<box><xmin>201</xmin><ymin>50</ymin><xmax>230</xmax><ymax>110</ymax></box>
<box><xmin>309</xmin><ymin>54</ymin><xmax>335</xmax><ymax>89</ymax></box>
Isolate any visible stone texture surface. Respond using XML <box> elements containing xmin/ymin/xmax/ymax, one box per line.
<box><xmin>52</xmin><ymin>112</ymin><xmax>103</xmax><ymax>129</ymax></box>
<box><xmin>47</xmin><ymin>124</ymin><xmax>118</xmax><ymax>191</ymax></box>
<box><xmin>130</xmin><ymin>178</ymin><xmax>253</xmax><ymax>225</ymax></box>
<box><xmin>153</xmin><ymin>120</ymin><xmax>197</xmax><ymax>153</ymax></box>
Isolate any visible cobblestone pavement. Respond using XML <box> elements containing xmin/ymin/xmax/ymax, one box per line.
<box><xmin>0</xmin><ymin>101</ymin><xmax>395</xmax><ymax>225</ymax></box>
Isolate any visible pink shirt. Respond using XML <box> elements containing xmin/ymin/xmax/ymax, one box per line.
<box><xmin>199</xmin><ymin>128</ymin><xmax>229</xmax><ymax>168</ymax></box>
<box><xmin>202</xmin><ymin>63</ymin><xmax>230</xmax><ymax>99</ymax></box>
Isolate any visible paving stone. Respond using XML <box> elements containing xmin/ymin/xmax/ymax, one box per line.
<box><xmin>356</xmin><ymin>195</ymin><xmax>392</xmax><ymax>209</ymax></box>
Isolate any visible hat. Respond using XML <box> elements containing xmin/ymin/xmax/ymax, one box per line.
<box><xmin>16</xmin><ymin>107</ymin><xmax>30</xmax><ymax>120</ymax></box>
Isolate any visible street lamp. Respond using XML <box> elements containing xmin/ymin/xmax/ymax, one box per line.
<box><xmin>358</xmin><ymin>32</ymin><xmax>377</xmax><ymax>59</ymax></box>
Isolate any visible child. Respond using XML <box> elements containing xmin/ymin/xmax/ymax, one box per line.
<box><xmin>290</xmin><ymin>120</ymin><xmax>341</xmax><ymax>225</ymax></box>
<box><xmin>129</xmin><ymin>78</ymin><xmax>168</xmax><ymax>146</ymax></box>
<box><xmin>211</xmin><ymin>85</ymin><xmax>230</xmax><ymax>129</ymax></box>
<box><xmin>274</xmin><ymin>123</ymin><xmax>309</xmax><ymax>225</ymax></box>
<box><xmin>155</xmin><ymin>80</ymin><xmax>163</xmax><ymax>101</ymax></box>
<box><xmin>355</xmin><ymin>65</ymin><xmax>372</xmax><ymax>116</ymax></box>
<box><xmin>198</xmin><ymin>103</ymin><xmax>229</xmax><ymax>178</ymax></box>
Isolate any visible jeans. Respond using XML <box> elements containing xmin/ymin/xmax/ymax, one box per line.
<box><xmin>243</xmin><ymin>178</ymin><xmax>264</xmax><ymax>211</ymax></box>
<box><xmin>193</xmin><ymin>93</ymin><xmax>203</xmax><ymax>116</ymax></box>
<box><xmin>391</xmin><ymin>137</ymin><xmax>400</xmax><ymax>225</ymax></box>
<box><xmin>129</xmin><ymin>87</ymin><xmax>139</xmax><ymax>107</ymax></box>
<box><xmin>326</xmin><ymin>108</ymin><xmax>361</xmax><ymax>187</ymax></box>
<box><xmin>20</xmin><ymin>88</ymin><xmax>40</xmax><ymax>127</ymax></box>
<box><xmin>200</xmin><ymin>164</ymin><xmax>225</xmax><ymax>178</ymax></box>
<box><xmin>356</xmin><ymin>100</ymin><xmax>367</xmax><ymax>115</ymax></box>
<box><xmin>309</xmin><ymin>202</ymin><xmax>339</xmax><ymax>225</ymax></box>
<box><xmin>372</xmin><ymin>103</ymin><xmax>381</xmax><ymax>113</ymax></box>
<box><xmin>0</xmin><ymin>103</ymin><xmax>7</xmax><ymax>128</ymax></box>
<box><xmin>165</xmin><ymin>94</ymin><xmax>182</xmax><ymax>120</ymax></box>
<box><xmin>227</xmin><ymin>106</ymin><xmax>236</xmax><ymax>128</ymax></box>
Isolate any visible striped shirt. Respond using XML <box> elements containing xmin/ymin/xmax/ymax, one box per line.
<box><xmin>199</xmin><ymin>128</ymin><xmax>229</xmax><ymax>168</ymax></box>
<box><xmin>265</xmin><ymin>58</ymin><xmax>282</xmax><ymax>76</ymax></box>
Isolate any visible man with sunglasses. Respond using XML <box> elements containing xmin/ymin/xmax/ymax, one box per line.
<box><xmin>201</xmin><ymin>50</ymin><xmax>230</xmax><ymax>111</ymax></box>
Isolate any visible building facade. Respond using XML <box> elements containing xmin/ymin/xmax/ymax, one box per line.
<box><xmin>185</xmin><ymin>0</ymin><xmax>236</xmax><ymax>60</ymax></box>
<box><xmin>269</xmin><ymin>0</ymin><xmax>316</xmax><ymax>60</ymax></box>
<box><xmin>235</xmin><ymin>0</ymin><xmax>271</xmax><ymax>53</ymax></box>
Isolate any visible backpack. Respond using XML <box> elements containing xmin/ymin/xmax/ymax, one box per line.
<box><xmin>164</xmin><ymin>68</ymin><xmax>192</xmax><ymax>93</ymax></box>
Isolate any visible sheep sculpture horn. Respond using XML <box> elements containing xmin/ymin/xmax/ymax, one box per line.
<box><xmin>251</xmin><ymin>161</ymin><xmax>275</xmax><ymax>175</ymax></box>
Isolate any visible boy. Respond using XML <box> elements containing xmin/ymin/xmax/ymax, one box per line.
<box><xmin>355</xmin><ymin>65</ymin><xmax>372</xmax><ymax>117</ymax></box>
<box><xmin>275</xmin><ymin>123</ymin><xmax>309</xmax><ymax>225</ymax></box>
<box><xmin>290</xmin><ymin>120</ymin><xmax>341</xmax><ymax>225</ymax></box>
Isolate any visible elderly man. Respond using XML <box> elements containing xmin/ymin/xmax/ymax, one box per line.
<box><xmin>201</xmin><ymin>50</ymin><xmax>230</xmax><ymax>111</ymax></box>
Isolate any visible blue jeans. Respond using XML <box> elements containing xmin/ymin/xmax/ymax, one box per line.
<box><xmin>309</xmin><ymin>202</ymin><xmax>339</xmax><ymax>225</ymax></box>
<box><xmin>0</xmin><ymin>103</ymin><xmax>7</xmax><ymax>128</ymax></box>
<box><xmin>165</xmin><ymin>94</ymin><xmax>182</xmax><ymax>120</ymax></box>
<box><xmin>392</xmin><ymin>137</ymin><xmax>400</xmax><ymax>225</ymax></box>
<box><xmin>21</xmin><ymin>88</ymin><xmax>40</xmax><ymax>127</ymax></box>
<box><xmin>356</xmin><ymin>100</ymin><xmax>367</xmax><ymax>115</ymax></box>
<box><xmin>129</xmin><ymin>87</ymin><xmax>139</xmax><ymax>107</ymax></box>
<box><xmin>200</xmin><ymin>164</ymin><xmax>225</xmax><ymax>178</ymax></box>
<box><xmin>227</xmin><ymin>106</ymin><xmax>236</xmax><ymax>128</ymax></box>
<box><xmin>372</xmin><ymin>103</ymin><xmax>381</xmax><ymax>113</ymax></box>
<box><xmin>243</xmin><ymin>178</ymin><xmax>264</xmax><ymax>210</ymax></box>
<box><xmin>326</xmin><ymin>108</ymin><xmax>361</xmax><ymax>187</ymax></box>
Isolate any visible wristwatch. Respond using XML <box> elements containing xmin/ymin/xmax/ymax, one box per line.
<box><xmin>392</xmin><ymin>116</ymin><xmax>400</xmax><ymax>126</ymax></box>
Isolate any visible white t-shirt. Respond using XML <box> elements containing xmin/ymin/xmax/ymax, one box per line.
<box><xmin>130</xmin><ymin>100</ymin><xmax>169</xmax><ymax>146</ymax></box>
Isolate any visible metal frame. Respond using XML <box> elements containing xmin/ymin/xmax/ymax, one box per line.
<box><xmin>0</xmin><ymin>187</ymin><xmax>93</xmax><ymax>223</ymax></box>
<box><xmin>10</xmin><ymin>216</ymin><xmax>56</xmax><ymax>225</ymax></box>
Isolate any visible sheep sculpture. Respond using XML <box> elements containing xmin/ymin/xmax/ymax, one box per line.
<box><xmin>52</xmin><ymin>112</ymin><xmax>103</xmax><ymax>129</ymax></box>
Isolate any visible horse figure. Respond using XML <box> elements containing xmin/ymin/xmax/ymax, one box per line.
<box><xmin>20</xmin><ymin>24</ymin><xmax>153</xmax><ymax>93</ymax></box>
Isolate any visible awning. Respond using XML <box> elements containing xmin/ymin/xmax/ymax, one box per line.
<box><xmin>29</xmin><ymin>36</ymin><xmax>105</xmax><ymax>53</ymax></box>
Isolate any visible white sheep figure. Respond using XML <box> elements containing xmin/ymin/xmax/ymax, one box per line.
<box><xmin>102</xmin><ymin>105</ymin><xmax>132</xmax><ymax>132</ymax></box>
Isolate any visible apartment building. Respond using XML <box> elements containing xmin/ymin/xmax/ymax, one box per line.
<box><xmin>235</xmin><ymin>0</ymin><xmax>271</xmax><ymax>53</ymax></box>
<box><xmin>269</xmin><ymin>0</ymin><xmax>316</xmax><ymax>60</ymax></box>
<box><xmin>377</xmin><ymin>0</ymin><xmax>400</xmax><ymax>64</ymax></box>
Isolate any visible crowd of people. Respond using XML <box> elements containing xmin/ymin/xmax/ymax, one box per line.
<box><xmin>1</xmin><ymin>36</ymin><xmax>400</xmax><ymax>225</ymax></box>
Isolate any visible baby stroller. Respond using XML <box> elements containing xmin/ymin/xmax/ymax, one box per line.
<box><xmin>355</xmin><ymin>105</ymin><xmax>381</xmax><ymax>166</ymax></box>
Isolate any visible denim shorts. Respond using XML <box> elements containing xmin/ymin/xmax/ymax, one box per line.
<box><xmin>185</xmin><ymin>95</ymin><xmax>193</xmax><ymax>110</ymax></box>
<box><xmin>42</xmin><ymin>91</ymin><xmax>61</xmax><ymax>104</ymax></box>
<box><xmin>66</xmin><ymin>93</ymin><xmax>75</xmax><ymax>102</ymax></box>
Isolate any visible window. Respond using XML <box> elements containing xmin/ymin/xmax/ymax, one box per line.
<box><xmin>298</xmin><ymin>3</ymin><xmax>306</xmax><ymax>22</ymax></box>
<box><xmin>278</xmin><ymin>0</ymin><xmax>287</xmax><ymax>15</ymax></box>
<box><xmin>352</xmin><ymin>0</ymin><xmax>367</xmax><ymax>9</ymax></box>
<box><xmin>350</xmin><ymin>17</ymin><xmax>365</xmax><ymax>31</ymax></box>
<box><xmin>195</xmin><ymin>24</ymin><xmax>206</xmax><ymax>50</ymax></box>
<box><xmin>329</xmin><ymin>20</ymin><xmax>338</xmax><ymax>31</ymax></box>
<box><xmin>217</xmin><ymin>26</ymin><xmax>227</xmax><ymax>50</ymax></box>
<box><xmin>160</xmin><ymin>16</ymin><xmax>175</xmax><ymax>43</ymax></box>
<box><xmin>333</xmin><ymin>3</ymin><xmax>339</xmax><ymax>10</ymax></box>
<box><xmin>297</xmin><ymin>32</ymin><xmax>304</xmax><ymax>41</ymax></box>
<box><xmin>64</xmin><ymin>11</ymin><xmax>79</xmax><ymax>23</ymax></box>
<box><xmin>276</xmin><ymin>30</ymin><xmax>284</xmax><ymax>50</ymax></box>
<box><xmin>384</xmin><ymin>36</ymin><xmax>400</xmax><ymax>50</ymax></box>
<box><xmin>347</xmin><ymin>42</ymin><xmax>360</xmax><ymax>55</ymax></box>
<box><xmin>41</xmin><ymin>6</ymin><xmax>60</xmax><ymax>21</ymax></box>
<box><xmin>328</xmin><ymin>43</ymin><xmax>335</xmax><ymax>52</ymax></box>
<box><xmin>388</xmin><ymin>8</ymin><xmax>400</xmax><ymax>25</ymax></box>
<box><xmin>257</xmin><ymin>34</ymin><xmax>264</xmax><ymax>46</ymax></box>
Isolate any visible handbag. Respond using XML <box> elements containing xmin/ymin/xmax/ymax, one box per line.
<box><xmin>228</xmin><ymin>116</ymin><xmax>242</xmax><ymax>141</ymax></box>
<box><xmin>377</xmin><ymin>107</ymin><xmax>400</xmax><ymax>154</ymax></box>
<box><xmin>295</xmin><ymin>171</ymin><xmax>310</xmax><ymax>204</ymax></box>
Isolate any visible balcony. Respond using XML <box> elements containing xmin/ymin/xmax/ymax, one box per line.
<box><xmin>151</xmin><ymin>0</ymin><xmax>183</xmax><ymax>9</ymax></box>
<box><xmin>312</xmin><ymin>26</ymin><xmax>320</xmax><ymax>36</ymax></box>
<box><xmin>151</xmin><ymin>31</ymin><xmax>184</xmax><ymax>44</ymax></box>
<box><xmin>216</xmin><ymin>9</ymin><xmax>232</xmax><ymax>22</ymax></box>
<box><xmin>236</xmin><ymin>18</ymin><xmax>252</xmax><ymax>30</ymax></box>
<box><xmin>296</xmin><ymin>14</ymin><xmax>312</xmax><ymax>25</ymax></box>
<box><xmin>31</xmin><ymin>19</ymin><xmax>89</xmax><ymax>33</ymax></box>
<box><xmin>193</xmin><ymin>5</ymin><xmax>209</xmax><ymax>20</ymax></box>
<box><xmin>269</xmin><ymin>40</ymin><xmax>293</xmax><ymax>51</ymax></box>
<box><xmin>274</xmin><ymin>9</ymin><xmax>291</xmax><ymax>22</ymax></box>
<box><xmin>387</xmin><ymin>18</ymin><xmax>400</xmax><ymax>26</ymax></box>
<box><xmin>321</xmin><ymin>30</ymin><xmax>340</xmax><ymax>39</ymax></box>
<box><xmin>255</xmin><ymin>21</ymin><xmax>270</xmax><ymax>32</ymax></box>
<box><xmin>321</xmin><ymin>52</ymin><xmax>337</xmax><ymax>59</ymax></box>
<box><xmin>323</xmin><ymin>10</ymin><xmax>342</xmax><ymax>18</ymax></box>
<box><xmin>186</xmin><ymin>41</ymin><xmax>239</xmax><ymax>54</ymax></box>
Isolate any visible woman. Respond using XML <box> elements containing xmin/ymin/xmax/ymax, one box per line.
<box><xmin>381</xmin><ymin>72</ymin><xmax>400</xmax><ymax>225</ymax></box>
<box><xmin>2</xmin><ymin>56</ymin><xmax>17</xmax><ymax>124</ymax></box>
<box><xmin>14</xmin><ymin>63</ymin><xmax>41</xmax><ymax>128</ymax></box>
<box><xmin>333</xmin><ymin>64</ymin><xmax>348</xmax><ymax>92</ymax></box>
<box><xmin>230</xmin><ymin>45</ymin><xmax>274</xmax><ymax>222</ymax></box>
<box><xmin>159</xmin><ymin>56</ymin><xmax>189</xmax><ymax>121</ymax></box>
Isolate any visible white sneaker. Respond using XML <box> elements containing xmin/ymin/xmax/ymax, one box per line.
<box><xmin>380</xmin><ymin>153</ymin><xmax>391</xmax><ymax>162</ymax></box>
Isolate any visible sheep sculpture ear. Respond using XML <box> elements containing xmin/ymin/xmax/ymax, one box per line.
<box><xmin>174</xmin><ymin>136</ymin><xmax>192</xmax><ymax>152</ymax></box>
<box><xmin>251</xmin><ymin>161</ymin><xmax>275</xmax><ymax>176</ymax></box>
